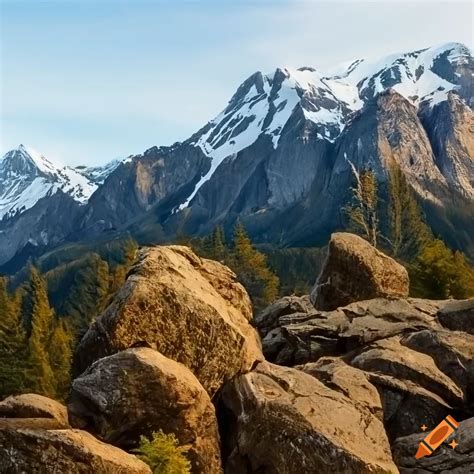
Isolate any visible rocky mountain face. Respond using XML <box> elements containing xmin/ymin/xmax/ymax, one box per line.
<box><xmin>1</xmin><ymin>235</ymin><xmax>472</xmax><ymax>472</ymax></box>
<box><xmin>0</xmin><ymin>146</ymin><xmax>121</xmax><ymax>266</ymax></box>
<box><xmin>1</xmin><ymin>42</ymin><xmax>473</xmax><ymax>268</ymax></box>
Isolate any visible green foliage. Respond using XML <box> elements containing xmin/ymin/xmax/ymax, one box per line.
<box><xmin>410</xmin><ymin>239</ymin><xmax>474</xmax><ymax>299</ymax></box>
<box><xmin>388</xmin><ymin>164</ymin><xmax>432</xmax><ymax>260</ymax></box>
<box><xmin>192</xmin><ymin>223</ymin><xmax>279</xmax><ymax>312</ymax></box>
<box><xmin>45</xmin><ymin>253</ymin><xmax>110</xmax><ymax>334</ymax></box>
<box><xmin>134</xmin><ymin>430</ymin><xmax>191</xmax><ymax>474</ymax></box>
<box><xmin>49</xmin><ymin>320</ymin><xmax>73</xmax><ymax>400</ymax></box>
<box><xmin>345</xmin><ymin>168</ymin><xmax>379</xmax><ymax>247</ymax></box>
<box><xmin>22</xmin><ymin>267</ymin><xmax>57</xmax><ymax>398</ymax></box>
<box><xmin>0</xmin><ymin>278</ymin><xmax>28</xmax><ymax>398</ymax></box>
<box><xmin>260</xmin><ymin>246</ymin><xmax>327</xmax><ymax>296</ymax></box>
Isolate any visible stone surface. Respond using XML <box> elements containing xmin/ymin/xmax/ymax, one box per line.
<box><xmin>69</xmin><ymin>347</ymin><xmax>222</xmax><ymax>473</ymax></box>
<box><xmin>348</xmin><ymin>336</ymin><xmax>464</xmax><ymax>407</ymax></box>
<box><xmin>437</xmin><ymin>299</ymin><xmax>474</xmax><ymax>334</ymax></box>
<box><xmin>310</xmin><ymin>233</ymin><xmax>409</xmax><ymax>311</ymax></box>
<box><xmin>254</xmin><ymin>295</ymin><xmax>314</xmax><ymax>338</ymax></box>
<box><xmin>73</xmin><ymin>246</ymin><xmax>263</xmax><ymax>396</ymax></box>
<box><xmin>0</xmin><ymin>393</ymin><xmax>69</xmax><ymax>427</ymax></box>
<box><xmin>392</xmin><ymin>417</ymin><xmax>474</xmax><ymax>473</ymax></box>
<box><xmin>300</xmin><ymin>357</ymin><xmax>384</xmax><ymax>421</ymax></box>
<box><xmin>402</xmin><ymin>329</ymin><xmax>474</xmax><ymax>403</ymax></box>
<box><xmin>257</xmin><ymin>297</ymin><xmax>442</xmax><ymax>365</ymax></box>
<box><xmin>219</xmin><ymin>361</ymin><xmax>398</xmax><ymax>473</ymax></box>
<box><xmin>0</xmin><ymin>428</ymin><xmax>151</xmax><ymax>473</ymax></box>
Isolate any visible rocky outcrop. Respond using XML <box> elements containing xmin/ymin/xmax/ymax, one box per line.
<box><xmin>219</xmin><ymin>361</ymin><xmax>398</xmax><ymax>473</ymax></box>
<box><xmin>0</xmin><ymin>393</ymin><xmax>69</xmax><ymax>428</ymax></box>
<box><xmin>310</xmin><ymin>233</ymin><xmax>409</xmax><ymax>310</ymax></box>
<box><xmin>68</xmin><ymin>348</ymin><xmax>222</xmax><ymax>474</ymax></box>
<box><xmin>73</xmin><ymin>245</ymin><xmax>263</xmax><ymax>396</ymax></box>
<box><xmin>0</xmin><ymin>428</ymin><xmax>151</xmax><ymax>473</ymax></box>
<box><xmin>392</xmin><ymin>417</ymin><xmax>474</xmax><ymax>473</ymax></box>
<box><xmin>437</xmin><ymin>299</ymin><xmax>474</xmax><ymax>334</ymax></box>
<box><xmin>257</xmin><ymin>297</ymin><xmax>443</xmax><ymax>365</ymax></box>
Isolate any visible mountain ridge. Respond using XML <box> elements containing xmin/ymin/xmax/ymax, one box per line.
<box><xmin>1</xmin><ymin>41</ymin><xmax>473</xmax><ymax>268</ymax></box>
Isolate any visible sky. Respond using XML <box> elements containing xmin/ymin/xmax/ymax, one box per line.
<box><xmin>1</xmin><ymin>0</ymin><xmax>472</xmax><ymax>166</ymax></box>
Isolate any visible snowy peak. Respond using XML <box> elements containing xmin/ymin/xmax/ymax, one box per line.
<box><xmin>75</xmin><ymin>158</ymin><xmax>126</xmax><ymax>185</ymax></box>
<box><xmin>193</xmin><ymin>42</ymin><xmax>472</xmax><ymax>160</ymax></box>
<box><xmin>0</xmin><ymin>144</ymin><xmax>57</xmax><ymax>178</ymax></box>
<box><xmin>181</xmin><ymin>42</ymin><xmax>472</xmax><ymax>209</ymax></box>
<box><xmin>335</xmin><ymin>42</ymin><xmax>473</xmax><ymax>106</ymax></box>
<box><xmin>0</xmin><ymin>145</ymin><xmax>98</xmax><ymax>220</ymax></box>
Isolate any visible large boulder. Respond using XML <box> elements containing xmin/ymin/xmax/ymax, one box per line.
<box><xmin>0</xmin><ymin>394</ymin><xmax>69</xmax><ymax>428</ymax></box>
<box><xmin>258</xmin><ymin>298</ymin><xmax>442</xmax><ymax>365</ymax></box>
<box><xmin>437</xmin><ymin>299</ymin><xmax>474</xmax><ymax>334</ymax></box>
<box><xmin>310</xmin><ymin>233</ymin><xmax>409</xmax><ymax>310</ymax></box>
<box><xmin>0</xmin><ymin>428</ymin><xmax>151</xmax><ymax>473</ymax></box>
<box><xmin>392</xmin><ymin>417</ymin><xmax>474</xmax><ymax>473</ymax></box>
<box><xmin>68</xmin><ymin>348</ymin><xmax>222</xmax><ymax>473</ymax></box>
<box><xmin>73</xmin><ymin>246</ymin><xmax>263</xmax><ymax>396</ymax></box>
<box><xmin>300</xmin><ymin>357</ymin><xmax>384</xmax><ymax>421</ymax></box>
<box><xmin>219</xmin><ymin>361</ymin><xmax>398</xmax><ymax>473</ymax></box>
<box><xmin>402</xmin><ymin>329</ymin><xmax>474</xmax><ymax>403</ymax></box>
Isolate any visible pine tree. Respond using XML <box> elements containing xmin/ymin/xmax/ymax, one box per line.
<box><xmin>345</xmin><ymin>168</ymin><xmax>379</xmax><ymax>247</ymax></box>
<box><xmin>231</xmin><ymin>222</ymin><xmax>279</xmax><ymax>311</ymax></box>
<box><xmin>0</xmin><ymin>279</ymin><xmax>28</xmax><ymax>398</ymax></box>
<box><xmin>388</xmin><ymin>164</ymin><xmax>431</xmax><ymax>260</ymax></box>
<box><xmin>410</xmin><ymin>239</ymin><xmax>474</xmax><ymax>299</ymax></box>
<box><xmin>212</xmin><ymin>226</ymin><xmax>226</xmax><ymax>261</ymax></box>
<box><xmin>49</xmin><ymin>320</ymin><xmax>73</xmax><ymax>401</ymax></box>
<box><xmin>22</xmin><ymin>267</ymin><xmax>56</xmax><ymax>397</ymax></box>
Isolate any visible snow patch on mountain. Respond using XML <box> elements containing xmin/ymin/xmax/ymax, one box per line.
<box><xmin>179</xmin><ymin>42</ymin><xmax>472</xmax><ymax>209</ymax></box>
<box><xmin>0</xmin><ymin>145</ymin><xmax>97</xmax><ymax>220</ymax></box>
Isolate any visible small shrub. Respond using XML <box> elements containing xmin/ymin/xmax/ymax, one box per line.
<box><xmin>134</xmin><ymin>430</ymin><xmax>191</xmax><ymax>474</ymax></box>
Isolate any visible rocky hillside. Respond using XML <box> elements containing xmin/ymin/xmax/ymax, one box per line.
<box><xmin>1</xmin><ymin>42</ymin><xmax>473</xmax><ymax>269</ymax></box>
<box><xmin>1</xmin><ymin>233</ymin><xmax>472</xmax><ymax>472</ymax></box>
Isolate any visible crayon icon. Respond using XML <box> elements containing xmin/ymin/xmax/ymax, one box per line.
<box><xmin>415</xmin><ymin>415</ymin><xmax>459</xmax><ymax>459</ymax></box>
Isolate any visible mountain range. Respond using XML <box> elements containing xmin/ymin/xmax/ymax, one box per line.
<box><xmin>1</xmin><ymin>42</ymin><xmax>473</xmax><ymax>270</ymax></box>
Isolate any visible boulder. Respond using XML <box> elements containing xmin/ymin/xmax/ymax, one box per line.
<box><xmin>402</xmin><ymin>329</ymin><xmax>474</xmax><ymax>403</ymax></box>
<box><xmin>310</xmin><ymin>233</ymin><xmax>409</xmax><ymax>310</ymax></box>
<box><xmin>68</xmin><ymin>348</ymin><xmax>221</xmax><ymax>474</ymax></box>
<box><xmin>300</xmin><ymin>357</ymin><xmax>384</xmax><ymax>421</ymax></box>
<box><xmin>258</xmin><ymin>298</ymin><xmax>441</xmax><ymax>365</ymax></box>
<box><xmin>363</xmin><ymin>372</ymin><xmax>453</xmax><ymax>440</ymax></box>
<box><xmin>219</xmin><ymin>361</ymin><xmax>398</xmax><ymax>473</ymax></box>
<box><xmin>0</xmin><ymin>394</ymin><xmax>69</xmax><ymax>428</ymax></box>
<box><xmin>254</xmin><ymin>295</ymin><xmax>314</xmax><ymax>337</ymax></box>
<box><xmin>73</xmin><ymin>246</ymin><xmax>263</xmax><ymax>396</ymax></box>
<box><xmin>348</xmin><ymin>336</ymin><xmax>464</xmax><ymax>407</ymax></box>
<box><xmin>0</xmin><ymin>428</ymin><xmax>151</xmax><ymax>473</ymax></box>
<box><xmin>392</xmin><ymin>417</ymin><xmax>474</xmax><ymax>473</ymax></box>
<box><xmin>437</xmin><ymin>299</ymin><xmax>474</xmax><ymax>334</ymax></box>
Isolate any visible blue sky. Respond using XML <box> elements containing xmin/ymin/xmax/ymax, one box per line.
<box><xmin>1</xmin><ymin>0</ymin><xmax>472</xmax><ymax>166</ymax></box>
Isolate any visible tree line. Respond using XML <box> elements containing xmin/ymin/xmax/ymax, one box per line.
<box><xmin>345</xmin><ymin>163</ymin><xmax>474</xmax><ymax>299</ymax></box>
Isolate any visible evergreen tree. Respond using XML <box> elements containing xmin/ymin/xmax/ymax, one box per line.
<box><xmin>49</xmin><ymin>320</ymin><xmax>73</xmax><ymax>401</ymax></box>
<box><xmin>22</xmin><ymin>267</ymin><xmax>56</xmax><ymax>397</ymax></box>
<box><xmin>211</xmin><ymin>226</ymin><xmax>226</xmax><ymax>261</ymax></box>
<box><xmin>388</xmin><ymin>164</ymin><xmax>431</xmax><ymax>260</ymax></box>
<box><xmin>410</xmin><ymin>239</ymin><xmax>474</xmax><ymax>299</ymax></box>
<box><xmin>0</xmin><ymin>279</ymin><xmax>28</xmax><ymax>398</ymax></box>
<box><xmin>345</xmin><ymin>168</ymin><xmax>379</xmax><ymax>247</ymax></box>
<box><xmin>231</xmin><ymin>222</ymin><xmax>279</xmax><ymax>311</ymax></box>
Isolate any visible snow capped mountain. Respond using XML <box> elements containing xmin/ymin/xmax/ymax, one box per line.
<box><xmin>74</xmin><ymin>157</ymin><xmax>128</xmax><ymax>185</ymax></box>
<box><xmin>0</xmin><ymin>145</ymin><xmax>97</xmax><ymax>220</ymax></box>
<box><xmin>183</xmin><ymin>42</ymin><xmax>472</xmax><ymax>207</ymax></box>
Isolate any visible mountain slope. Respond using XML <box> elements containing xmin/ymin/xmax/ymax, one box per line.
<box><xmin>1</xmin><ymin>42</ymin><xmax>473</xmax><ymax>268</ymax></box>
<box><xmin>0</xmin><ymin>145</ymin><xmax>96</xmax><ymax>221</ymax></box>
